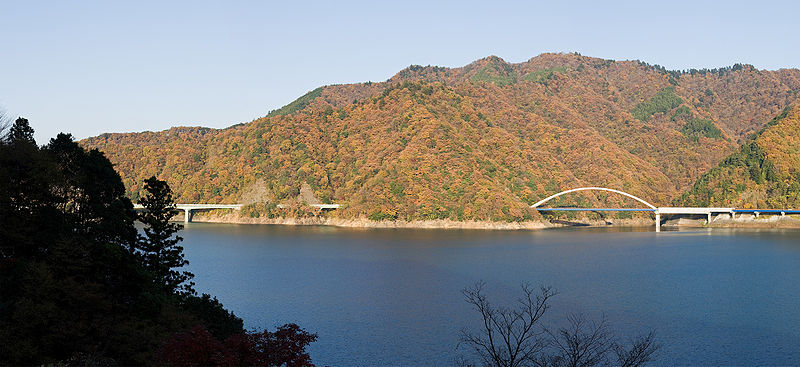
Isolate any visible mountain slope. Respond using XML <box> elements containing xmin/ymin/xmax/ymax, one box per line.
<box><xmin>82</xmin><ymin>53</ymin><xmax>800</xmax><ymax>221</ymax></box>
<box><xmin>677</xmin><ymin>105</ymin><xmax>800</xmax><ymax>208</ymax></box>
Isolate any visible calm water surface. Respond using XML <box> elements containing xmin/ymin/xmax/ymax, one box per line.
<box><xmin>181</xmin><ymin>224</ymin><xmax>800</xmax><ymax>366</ymax></box>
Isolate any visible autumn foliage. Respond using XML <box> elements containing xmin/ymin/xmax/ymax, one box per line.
<box><xmin>158</xmin><ymin>324</ymin><xmax>317</xmax><ymax>367</ymax></box>
<box><xmin>677</xmin><ymin>105</ymin><xmax>800</xmax><ymax>208</ymax></box>
<box><xmin>81</xmin><ymin>53</ymin><xmax>800</xmax><ymax>219</ymax></box>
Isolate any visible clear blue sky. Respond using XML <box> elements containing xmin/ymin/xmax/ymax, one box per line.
<box><xmin>2</xmin><ymin>0</ymin><xmax>799</xmax><ymax>143</ymax></box>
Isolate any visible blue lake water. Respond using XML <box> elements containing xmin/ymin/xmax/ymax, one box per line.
<box><xmin>181</xmin><ymin>224</ymin><xmax>800</xmax><ymax>366</ymax></box>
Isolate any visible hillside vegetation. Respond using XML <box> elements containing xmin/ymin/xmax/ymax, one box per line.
<box><xmin>677</xmin><ymin>105</ymin><xmax>800</xmax><ymax>208</ymax></box>
<box><xmin>82</xmin><ymin>53</ymin><xmax>800</xmax><ymax>221</ymax></box>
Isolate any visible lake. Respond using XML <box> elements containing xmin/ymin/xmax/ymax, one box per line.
<box><xmin>181</xmin><ymin>223</ymin><xmax>800</xmax><ymax>366</ymax></box>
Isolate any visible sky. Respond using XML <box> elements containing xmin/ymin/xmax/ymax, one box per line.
<box><xmin>2</xmin><ymin>0</ymin><xmax>799</xmax><ymax>143</ymax></box>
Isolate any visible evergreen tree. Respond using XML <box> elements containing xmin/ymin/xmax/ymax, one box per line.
<box><xmin>138</xmin><ymin>176</ymin><xmax>194</xmax><ymax>294</ymax></box>
<box><xmin>6</xmin><ymin>117</ymin><xmax>35</xmax><ymax>145</ymax></box>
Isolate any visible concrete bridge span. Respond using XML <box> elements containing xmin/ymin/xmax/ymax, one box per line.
<box><xmin>133</xmin><ymin>203</ymin><xmax>243</xmax><ymax>222</ymax></box>
<box><xmin>133</xmin><ymin>203</ymin><xmax>341</xmax><ymax>222</ymax></box>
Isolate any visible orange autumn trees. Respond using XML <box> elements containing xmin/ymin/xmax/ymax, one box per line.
<box><xmin>82</xmin><ymin>53</ymin><xmax>800</xmax><ymax>221</ymax></box>
<box><xmin>677</xmin><ymin>105</ymin><xmax>800</xmax><ymax>209</ymax></box>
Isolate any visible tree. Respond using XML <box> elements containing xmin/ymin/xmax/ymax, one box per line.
<box><xmin>541</xmin><ymin>314</ymin><xmax>659</xmax><ymax>367</ymax></box>
<box><xmin>180</xmin><ymin>293</ymin><xmax>244</xmax><ymax>340</ymax></box>
<box><xmin>0</xmin><ymin>117</ymin><xmax>59</xmax><ymax>259</ymax></box>
<box><xmin>157</xmin><ymin>323</ymin><xmax>318</xmax><ymax>367</ymax></box>
<box><xmin>613</xmin><ymin>332</ymin><xmax>659</xmax><ymax>367</ymax></box>
<box><xmin>459</xmin><ymin>282</ymin><xmax>659</xmax><ymax>367</ymax></box>
<box><xmin>249</xmin><ymin>323</ymin><xmax>318</xmax><ymax>367</ymax></box>
<box><xmin>0</xmin><ymin>108</ymin><xmax>11</xmax><ymax>136</ymax></box>
<box><xmin>138</xmin><ymin>176</ymin><xmax>194</xmax><ymax>294</ymax></box>
<box><xmin>6</xmin><ymin>117</ymin><xmax>35</xmax><ymax>145</ymax></box>
<box><xmin>542</xmin><ymin>314</ymin><xmax>614</xmax><ymax>367</ymax></box>
<box><xmin>0</xmin><ymin>120</ymin><xmax>255</xmax><ymax>365</ymax></box>
<box><xmin>44</xmin><ymin>133</ymin><xmax>138</xmax><ymax>248</ymax></box>
<box><xmin>460</xmin><ymin>281</ymin><xmax>556</xmax><ymax>367</ymax></box>
<box><xmin>0</xmin><ymin>121</ymin><xmax>157</xmax><ymax>364</ymax></box>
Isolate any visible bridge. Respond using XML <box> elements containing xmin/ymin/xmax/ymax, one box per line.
<box><xmin>133</xmin><ymin>203</ymin><xmax>244</xmax><ymax>222</ymax></box>
<box><xmin>531</xmin><ymin>187</ymin><xmax>800</xmax><ymax>232</ymax></box>
<box><xmin>134</xmin><ymin>203</ymin><xmax>341</xmax><ymax>222</ymax></box>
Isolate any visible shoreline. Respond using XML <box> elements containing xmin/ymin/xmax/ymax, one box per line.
<box><xmin>183</xmin><ymin>212</ymin><xmax>800</xmax><ymax>230</ymax></box>
<box><xmin>188</xmin><ymin>214</ymin><xmax>558</xmax><ymax>230</ymax></box>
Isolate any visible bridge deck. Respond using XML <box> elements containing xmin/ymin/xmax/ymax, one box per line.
<box><xmin>656</xmin><ymin>207</ymin><xmax>733</xmax><ymax>214</ymax></box>
<box><xmin>536</xmin><ymin>208</ymin><xmax>655</xmax><ymax>212</ymax></box>
<box><xmin>133</xmin><ymin>204</ymin><xmax>243</xmax><ymax>210</ymax></box>
<box><xmin>133</xmin><ymin>202</ymin><xmax>340</xmax><ymax>222</ymax></box>
<box><xmin>175</xmin><ymin>204</ymin><xmax>242</xmax><ymax>209</ymax></box>
<box><xmin>733</xmin><ymin>209</ymin><xmax>800</xmax><ymax>214</ymax></box>
<box><xmin>537</xmin><ymin>207</ymin><xmax>800</xmax><ymax>215</ymax></box>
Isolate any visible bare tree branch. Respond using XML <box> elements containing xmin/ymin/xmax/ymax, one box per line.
<box><xmin>613</xmin><ymin>331</ymin><xmax>660</xmax><ymax>367</ymax></box>
<box><xmin>545</xmin><ymin>314</ymin><xmax>613</xmax><ymax>367</ymax></box>
<box><xmin>460</xmin><ymin>282</ymin><xmax>659</xmax><ymax>367</ymax></box>
<box><xmin>460</xmin><ymin>281</ymin><xmax>557</xmax><ymax>367</ymax></box>
<box><xmin>0</xmin><ymin>107</ymin><xmax>10</xmax><ymax>140</ymax></box>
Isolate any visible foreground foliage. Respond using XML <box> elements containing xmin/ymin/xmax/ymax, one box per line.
<box><xmin>0</xmin><ymin>119</ymin><xmax>315</xmax><ymax>365</ymax></box>
<box><xmin>158</xmin><ymin>323</ymin><xmax>317</xmax><ymax>367</ymax></box>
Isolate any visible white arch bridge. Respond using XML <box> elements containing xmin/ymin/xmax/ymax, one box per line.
<box><xmin>529</xmin><ymin>187</ymin><xmax>800</xmax><ymax>232</ymax></box>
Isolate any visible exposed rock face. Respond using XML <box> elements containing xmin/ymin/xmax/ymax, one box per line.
<box><xmin>299</xmin><ymin>182</ymin><xmax>321</xmax><ymax>205</ymax></box>
<box><xmin>239</xmin><ymin>178</ymin><xmax>272</xmax><ymax>205</ymax></box>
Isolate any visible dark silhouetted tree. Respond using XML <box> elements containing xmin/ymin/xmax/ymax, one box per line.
<box><xmin>44</xmin><ymin>133</ymin><xmax>138</xmax><ymax>248</ymax></box>
<box><xmin>460</xmin><ymin>281</ymin><xmax>556</xmax><ymax>367</ymax></box>
<box><xmin>543</xmin><ymin>314</ymin><xmax>614</xmax><ymax>367</ymax></box>
<box><xmin>138</xmin><ymin>176</ymin><xmax>194</xmax><ymax>294</ymax></box>
<box><xmin>0</xmin><ymin>117</ymin><xmax>56</xmax><ymax>258</ymax></box>
<box><xmin>613</xmin><ymin>331</ymin><xmax>659</xmax><ymax>367</ymax></box>
<box><xmin>0</xmin><ymin>120</ymin><xmax>260</xmax><ymax>366</ymax></box>
<box><xmin>6</xmin><ymin>117</ymin><xmax>35</xmax><ymax>145</ymax></box>
<box><xmin>180</xmin><ymin>293</ymin><xmax>244</xmax><ymax>340</ymax></box>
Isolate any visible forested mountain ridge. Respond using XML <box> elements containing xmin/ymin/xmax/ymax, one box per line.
<box><xmin>82</xmin><ymin>53</ymin><xmax>800</xmax><ymax>221</ymax></box>
<box><xmin>677</xmin><ymin>104</ymin><xmax>800</xmax><ymax>208</ymax></box>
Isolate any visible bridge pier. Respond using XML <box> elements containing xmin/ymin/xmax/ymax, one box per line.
<box><xmin>184</xmin><ymin>209</ymin><xmax>193</xmax><ymax>223</ymax></box>
<box><xmin>655</xmin><ymin>213</ymin><xmax>660</xmax><ymax>232</ymax></box>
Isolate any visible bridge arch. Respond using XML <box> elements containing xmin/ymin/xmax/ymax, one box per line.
<box><xmin>531</xmin><ymin>187</ymin><xmax>656</xmax><ymax>210</ymax></box>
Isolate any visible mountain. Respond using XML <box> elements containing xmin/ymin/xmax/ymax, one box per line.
<box><xmin>81</xmin><ymin>53</ymin><xmax>800</xmax><ymax>221</ymax></box>
<box><xmin>677</xmin><ymin>104</ymin><xmax>800</xmax><ymax>208</ymax></box>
